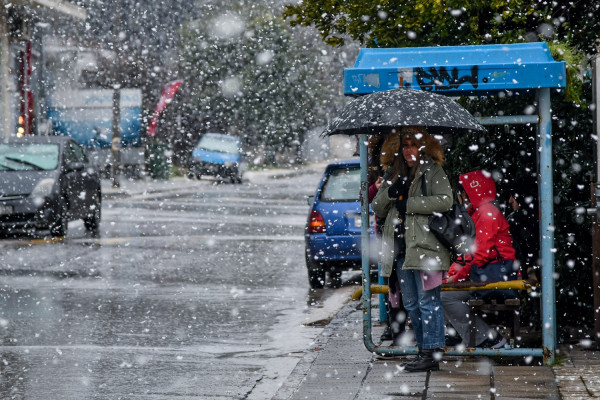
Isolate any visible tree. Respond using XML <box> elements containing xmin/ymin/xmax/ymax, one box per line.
<box><xmin>283</xmin><ymin>0</ymin><xmax>600</xmax><ymax>340</ymax></box>
<box><xmin>284</xmin><ymin>1</ymin><xmax>600</xmax><ymax>53</ymax></box>
<box><xmin>178</xmin><ymin>3</ymin><xmax>348</xmax><ymax>166</ymax></box>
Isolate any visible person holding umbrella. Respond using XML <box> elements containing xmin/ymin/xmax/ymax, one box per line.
<box><xmin>373</xmin><ymin>126</ymin><xmax>453</xmax><ymax>372</ymax></box>
<box><xmin>370</xmin><ymin>132</ymin><xmax>406</xmax><ymax>346</ymax></box>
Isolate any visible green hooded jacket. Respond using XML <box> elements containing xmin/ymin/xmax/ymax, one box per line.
<box><xmin>372</xmin><ymin>159</ymin><xmax>453</xmax><ymax>277</ymax></box>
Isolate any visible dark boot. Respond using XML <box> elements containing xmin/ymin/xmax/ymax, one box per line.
<box><xmin>389</xmin><ymin>307</ymin><xmax>406</xmax><ymax>346</ymax></box>
<box><xmin>404</xmin><ymin>348</ymin><xmax>440</xmax><ymax>372</ymax></box>
<box><xmin>380</xmin><ymin>325</ymin><xmax>393</xmax><ymax>341</ymax></box>
<box><xmin>399</xmin><ymin>348</ymin><xmax>422</xmax><ymax>367</ymax></box>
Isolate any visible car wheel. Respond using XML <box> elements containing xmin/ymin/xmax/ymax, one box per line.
<box><xmin>230</xmin><ymin>174</ymin><xmax>242</xmax><ymax>184</ymax></box>
<box><xmin>235</xmin><ymin>171</ymin><xmax>243</xmax><ymax>184</ymax></box>
<box><xmin>50</xmin><ymin>197</ymin><xmax>68</xmax><ymax>237</ymax></box>
<box><xmin>229</xmin><ymin>168</ymin><xmax>242</xmax><ymax>184</ymax></box>
<box><xmin>84</xmin><ymin>190</ymin><xmax>101</xmax><ymax>237</ymax></box>
<box><xmin>306</xmin><ymin>254</ymin><xmax>325</xmax><ymax>289</ymax></box>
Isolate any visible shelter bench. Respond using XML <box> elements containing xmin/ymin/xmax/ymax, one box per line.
<box><xmin>352</xmin><ymin>279</ymin><xmax>539</xmax><ymax>347</ymax></box>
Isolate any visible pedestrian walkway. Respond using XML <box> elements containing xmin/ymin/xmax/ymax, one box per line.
<box><xmin>555</xmin><ymin>348</ymin><xmax>600</xmax><ymax>399</ymax></box>
<box><xmin>274</xmin><ymin>296</ymin><xmax>600</xmax><ymax>400</ymax></box>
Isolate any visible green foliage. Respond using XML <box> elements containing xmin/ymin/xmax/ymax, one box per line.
<box><xmin>284</xmin><ymin>0</ymin><xmax>600</xmax><ymax>52</ymax></box>
<box><xmin>546</xmin><ymin>41</ymin><xmax>586</xmax><ymax>105</ymax></box>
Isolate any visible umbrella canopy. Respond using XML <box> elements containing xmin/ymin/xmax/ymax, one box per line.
<box><xmin>323</xmin><ymin>88</ymin><xmax>485</xmax><ymax>137</ymax></box>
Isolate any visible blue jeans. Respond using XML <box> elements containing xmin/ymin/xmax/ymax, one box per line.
<box><xmin>397</xmin><ymin>261</ymin><xmax>445</xmax><ymax>350</ymax></box>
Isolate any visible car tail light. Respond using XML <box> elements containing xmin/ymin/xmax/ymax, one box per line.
<box><xmin>308</xmin><ymin>209</ymin><xmax>326</xmax><ymax>233</ymax></box>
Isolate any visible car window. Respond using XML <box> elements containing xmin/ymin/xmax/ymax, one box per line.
<box><xmin>70</xmin><ymin>142</ymin><xmax>88</xmax><ymax>163</ymax></box>
<box><xmin>320</xmin><ymin>166</ymin><xmax>360</xmax><ymax>202</ymax></box>
<box><xmin>0</xmin><ymin>143</ymin><xmax>59</xmax><ymax>171</ymax></box>
<box><xmin>196</xmin><ymin>135</ymin><xmax>240</xmax><ymax>154</ymax></box>
<box><xmin>63</xmin><ymin>143</ymin><xmax>77</xmax><ymax>164</ymax></box>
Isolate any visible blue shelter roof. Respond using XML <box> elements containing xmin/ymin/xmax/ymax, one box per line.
<box><xmin>343</xmin><ymin>42</ymin><xmax>566</xmax><ymax>96</ymax></box>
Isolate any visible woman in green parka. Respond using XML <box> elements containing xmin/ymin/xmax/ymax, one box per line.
<box><xmin>372</xmin><ymin>126</ymin><xmax>453</xmax><ymax>372</ymax></box>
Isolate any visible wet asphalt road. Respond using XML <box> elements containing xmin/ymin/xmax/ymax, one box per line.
<box><xmin>0</xmin><ymin>170</ymin><xmax>359</xmax><ymax>399</ymax></box>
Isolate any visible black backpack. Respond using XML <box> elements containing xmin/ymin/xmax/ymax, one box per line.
<box><xmin>421</xmin><ymin>174</ymin><xmax>475</xmax><ymax>260</ymax></box>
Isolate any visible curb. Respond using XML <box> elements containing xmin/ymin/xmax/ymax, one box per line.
<box><xmin>272</xmin><ymin>299</ymin><xmax>361</xmax><ymax>400</ymax></box>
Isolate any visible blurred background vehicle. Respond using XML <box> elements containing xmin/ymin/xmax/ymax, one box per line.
<box><xmin>305</xmin><ymin>159</ymin><xmax>377</xmax><ymax>288</ymax></box>
<box><xmin>0</xmin><ymin>136</ymin><xmax>101</xmax><ymax>237</ymax></box>
<box><xmin>188</xmin><ymin>133</ymin><xmax>246</xmax><ymax>183</ymax></box>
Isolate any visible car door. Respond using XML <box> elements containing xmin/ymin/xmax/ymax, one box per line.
<box><xmin>71</xmin><ymin>141</ymin><xmax>99</xmax><ymax>212</ymax></box>
<box><xmin>61</xmin><ymin>140</ymin><xmax>87</xmax><ymax>217</ymax></box>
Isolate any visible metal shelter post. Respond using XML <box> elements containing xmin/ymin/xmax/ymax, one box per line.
<box><xmin>360</xmin><ymin>134</ymin><xmax>375</xmax><ymax>351</ymax></box>
<box><xmin>538</xmin><ymin>88</ymin><xmax>557</xmax><ymax>363</ymax></box>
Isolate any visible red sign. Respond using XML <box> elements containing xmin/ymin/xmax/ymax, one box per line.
<box><xmin>147</xmin><ymin>80</ymin><xmax>183</xmax><ymax>136</ymax></box>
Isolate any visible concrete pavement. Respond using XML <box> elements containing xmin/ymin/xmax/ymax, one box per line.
<box><xmin>274</xmin><ymin>296</ymin><xmax>600</xmax><ymax>400</ymax></box>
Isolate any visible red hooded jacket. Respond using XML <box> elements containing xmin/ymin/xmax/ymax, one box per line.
<box><xmin>449</xmin><ymin>170</ymin><xmax>516</xmax><ymax>282</ymax></box>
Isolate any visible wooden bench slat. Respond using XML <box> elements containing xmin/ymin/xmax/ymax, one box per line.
<box><xmin>504</xmin><ymin>298</ymin><xmax>521</xmax><ymax>306</ymax></box>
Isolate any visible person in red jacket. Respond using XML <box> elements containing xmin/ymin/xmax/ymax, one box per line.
<box><xmin>442</xmin><ymin>170</ymin><xmax>518</xmax><ymax>348</ymax></box>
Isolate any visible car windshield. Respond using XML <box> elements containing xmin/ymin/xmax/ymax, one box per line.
<box><xmin>196</xmin><ymin>135</ymin><xmax>240</xmax><ymax>154</ymax></box>
<box><xmin>0</xmin><ymin>143</ymin><xmax>59</xmax><ymax>171</ymax></box>
<box><xmin>320</xmin><ymin>166</ymin><xmax>360</xmax><ymax>202</ymax></box>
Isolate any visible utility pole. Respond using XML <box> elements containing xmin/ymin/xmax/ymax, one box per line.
<box><xmin>111</xmin><ymin>0</ymin><xmax>122</xmax><ymax>188</ymax></box>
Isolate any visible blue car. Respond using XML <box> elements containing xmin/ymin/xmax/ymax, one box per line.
<box><xmin>189</xmin><ymin>133</ymin><xmax>246</xmax><ymax>183</ymax></box>
<box><xmin>305</xmin><ymin>159</ymin><xmax>377</xmax><ymax>288</ymax></box>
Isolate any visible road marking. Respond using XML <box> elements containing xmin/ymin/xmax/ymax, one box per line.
<box><xmin>72</xmin><ymin>235</ymin><xmax>305</xmax><ymax>245</ymax></box>
<box><xmin>30</xmin><ymin>237</ymin><xmax>65</xmax><ymax>245</ymax></box>
<box><xmin>0</xmin><ymin>234</ymin><xmax>304</xmax><ymax>248</ymax></box>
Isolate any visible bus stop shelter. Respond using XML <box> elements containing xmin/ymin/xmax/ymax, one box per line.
<box><xmin>343</xmin><ymin>42</ymin><xmax>566</xmax><ymax>364</ymax></box>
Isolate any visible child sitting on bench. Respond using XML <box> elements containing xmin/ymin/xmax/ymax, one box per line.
<box><xmin>442</xmin><ymin>170</ymin><xmax>519</xmax><ymax>348</ymax></box>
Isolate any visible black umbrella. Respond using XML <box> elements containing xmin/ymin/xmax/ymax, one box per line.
<box><xmin>323</xmin><ymin>88</ymin><xmax>485</xmax><ymax>137</ymax></box>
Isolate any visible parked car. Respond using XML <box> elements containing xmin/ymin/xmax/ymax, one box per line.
<box><xmin>0</xmin><ymin>136</ymin><xmax>101</xmax><ymax>237</ymax></box>
<box><xmin>188</xmin><ymin>133</ymin><xmax>245</xmax><ymax>183</ymax></box>
<box><xmin>305</xmin><ymin>159</ymin><xmax>377</xmax><ymax>289</ymax></box>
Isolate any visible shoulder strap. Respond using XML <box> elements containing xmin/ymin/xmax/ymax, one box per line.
<box><xmin>421</xmin><ymin>173</ymin><xmax>427</xmax><ymax>196</ymax></box>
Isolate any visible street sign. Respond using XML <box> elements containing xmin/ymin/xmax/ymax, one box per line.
<box><xmin>111</xmin><ymin>137</ymin><xmax>122</xmax><ymax>151</ymax></box>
